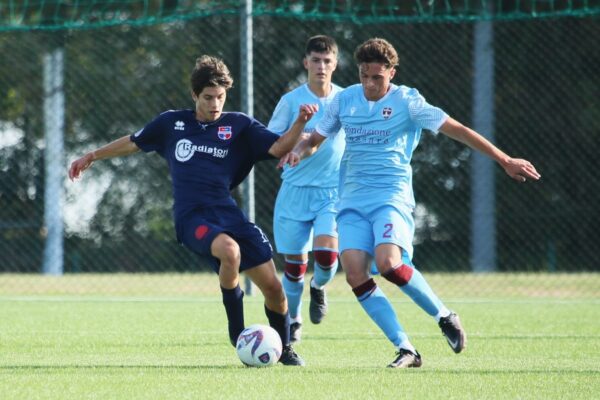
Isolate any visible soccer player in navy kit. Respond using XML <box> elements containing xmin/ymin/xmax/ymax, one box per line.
<box><xmin>282</xmin><ymin>38</ymin><xmax>541</xmax><ymax>368</ymax></box>
<box><xmin>69</xmin><ymin>55</ymin><xmax>316</xmax><ymax>366</ymax></box>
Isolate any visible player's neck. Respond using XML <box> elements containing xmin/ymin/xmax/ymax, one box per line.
<box><xmin>308</xmin><ymin>81</ymin><xmax>331</xmax><ymax>98</ymax></box>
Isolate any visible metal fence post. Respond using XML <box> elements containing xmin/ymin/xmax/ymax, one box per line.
<box><xmin>42</xmin><ymin>46</ymin><xmax>65</xmax><ymax>275</ymax></box>
<box><xmin>240</xmin><ymin>0</ymin><xmax>255</xmax><ymax>294</ymax></box>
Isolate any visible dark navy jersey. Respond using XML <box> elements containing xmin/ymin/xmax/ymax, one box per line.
<box><xmin>130</xmin><ymin>109</ymin><xmax>279</xmax><ymax>220</ymax></box>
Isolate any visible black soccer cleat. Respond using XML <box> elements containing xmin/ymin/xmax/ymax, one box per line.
<box><xmin>290</xmin><ymin>322</ymin><xmax>302</xmax><ymax>344</ymax></box>
<box><xmin>309</xmin><ymin>278</ymin><xmax>328</xmax><ymax>324</ymax></box>
<box><xmin>278</xmin><ymin>344</ymin><xmax>305</xmax><ymax>366</ymax></box>
<box><xmin>387</xmin><ymin>348</ymin><xmax>422</xmax><ymax>368</ymax></box>
<box><xmin>438</xmin><ymin>312</ymin><xmax>466</xmax><ymax>353</ymax></box>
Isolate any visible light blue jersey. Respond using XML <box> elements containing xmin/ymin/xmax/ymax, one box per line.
<box><xmin>316</xmin><ymin>83</ymin><xmax>448</xmax><ymax>212</ymax></box>
<box><xmin>268</xmin><ymin>83</ymin><xmax>345</xmax><ymax>188</ymax></box>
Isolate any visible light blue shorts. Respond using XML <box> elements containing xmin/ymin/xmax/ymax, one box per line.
<box><xmin>273</xmin><ymin>183</ymin><xmax>338</xmax><ymax>254</ymax></box>
<box><xmin>337</xmin><ymin>205</ymin><xmax>415</xmax><ymax>260</ymax></box>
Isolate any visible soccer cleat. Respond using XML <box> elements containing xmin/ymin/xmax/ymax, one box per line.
<box><xmin>438</xmin><ymin>312</ymin><xmax>466</xmax><ymax>353</ymax></box>
<box><xmin>290</xmin><ymin>322</ymin><xmax>302</xmax><ymax>343</ymax></box>
<box><xmin>278</xmin><ymin>345</ymin><xmax>306</xmax><ymax>366</ymax></box>
<box><xmin>387</xmin><ymin>348</ymin><xmax>422</xmax><ymax>368</ymax></box>
<box><xmin>309</xmin><ymin>278</ymin><xmax>328</xmax><ymax>324</ymax></box>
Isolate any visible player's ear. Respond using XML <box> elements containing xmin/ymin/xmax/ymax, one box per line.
<box><xmin>303</xmin><ymin>56</ymin><xmax>309</xmax><ymax>70</ymax></box>
<box><xmin>191</xmin><ymin>90</ymin><xmax>197</xmax><ymax>102</ymax></box>
<box><xmin>389</xmin><ymin>67</ymin><xmax>396</xmax><ymax>80</ymax></box>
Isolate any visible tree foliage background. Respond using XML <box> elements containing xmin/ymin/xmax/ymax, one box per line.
<box><xmin>0</xmin><ymin>3</ymin><xmax>598</xmax><ymax>273</ymax></box>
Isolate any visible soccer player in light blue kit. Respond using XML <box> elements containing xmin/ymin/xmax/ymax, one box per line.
<box><xmin>268</xmin><ymin>35</ymin><xmax>345</xmax><ymax>342</ymax></box>
<box><xmin>281</xmin><ymin>38</ymin><xmax>541</xmax><ymax>367</ymax></box>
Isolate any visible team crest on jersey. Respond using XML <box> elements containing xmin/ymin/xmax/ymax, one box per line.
<box><xmin>218</xmin><ymin>126</ymin><xmax>232</xmax><ymax>140</ymax></box>
<box><xmin>382</xmin><ymin>107</ymin><xmax>393</xmax><ymax>119</ymax></box>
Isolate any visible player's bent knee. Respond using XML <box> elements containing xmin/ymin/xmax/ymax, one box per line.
<box><xmin>382</xmin><ymin>263</ymin><xmax>413</xmax><ymax>286</ymax></box>
<box><xmin>213</xmin><ymin>236</ymin><xmax>241</xmax><ymax>266</ymax></box>
<box><xmin>314</xmin><ymin>249</ymin><xmax>338</xmax><ymax>268</ymax></box>
<box><xmin>284</xmin><ymin>259</ymin><xmax>307</xmax><ymax>282</ymax></box>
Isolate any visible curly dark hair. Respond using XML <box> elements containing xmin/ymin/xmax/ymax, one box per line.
<box><xmin>353</xmin><ymin>38</ymin><xmax>399</xmax><ymax>68</ymax></box>
<box><xmin>190</xmin><ymin>55</ymin><xmax>234</xmax><ymax>95</ymax></box>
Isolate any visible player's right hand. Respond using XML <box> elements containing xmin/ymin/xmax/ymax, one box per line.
<box><xmin>277</xmin><ymin>151</ymin><xmax>301</xmax><ymax>169</ymax></box>
<box><xmin>503</xmin><ymin>157</ymin><xmax>541</xmax><ymax>183</ymax></box>
<box><xmin>68</xmin><ymin>152</ymin><xmax>95</xmax><ymax>181</ymax></box>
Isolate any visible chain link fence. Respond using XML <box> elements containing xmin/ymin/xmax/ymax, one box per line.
<box><xmin>0</xmin><ymin>3</ymin><xmax>599</xmax><ymax>296</ymax></box>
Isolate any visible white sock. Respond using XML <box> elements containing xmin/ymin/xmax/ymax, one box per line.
<box><xmin>290</xmin><ymin>316</ymin><xmax>302</xmax><ymax>324</ymax></box>
<box><xmin>398</xmin><ymin>340</ymin><xmax>417</xmax><ymax>354</ymax></box>
<box><xmin>434</xmin><ymin>307</ymin><xmax>452</xmax><ymax>322</ymax></box>
<box><xmin>310</xmin><ymin>278</ymin><xmax>324</xmax><ymax>290</ymax></box>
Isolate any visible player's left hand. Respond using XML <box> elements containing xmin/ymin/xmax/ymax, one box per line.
<box><xmin>298</xmin><ymin>104</ymin><xmax>319</xmax><ymax>123</ymax></box>
<box><xmin>503</xmin><ymin>158</ymin><xmax>541</xmax><ymax>183</ymax></box>
<box><xmin>277</xmin><ymin>151</ymin><xmax>301</xmax><ymax>169</ymax></box>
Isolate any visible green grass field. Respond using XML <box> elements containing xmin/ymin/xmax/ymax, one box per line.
<box><xmin>1</xmin><ymin>273</ymin><xmax>599</xmax><ymax>400</ymax></box>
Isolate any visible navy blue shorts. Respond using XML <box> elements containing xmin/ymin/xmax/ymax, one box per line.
<box><xmin>177</xmin><ymin>205</ymin><xmax>273</xmax><ymax>273</ymax></box>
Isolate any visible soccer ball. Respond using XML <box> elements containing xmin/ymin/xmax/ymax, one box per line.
<box><xmin>236</xmin><ymin>324</ymin><xmax>282</xmax><ymax>367</ymax></box>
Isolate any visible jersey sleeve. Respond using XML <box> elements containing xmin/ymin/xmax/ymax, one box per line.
<box><xmin>245</xmin><ymin>117</ymin><xmax>280</xmax><ymax>161</ymax></box>
<box><xmin>229</xmin><ymin>116</ymin><xmax>280</xmax><ymax>190</ymax></box>
<box><xmin>130</xmin><ymin>113</ymin><xmax>168</xmax><ymax>153</ymax></box>
<box><xmin>267</xmin><ymin>97</ymin><xmax>292</xmax><ymax>136</ymax></box>
<box><xmin>406</xmin><ymin>89</ymin><xmax>448</xmax><ymax>133</ymax></box>
<box><xmin>315</xmin><ymin>92</ymin><xmax>342</xmax><ymax>138</ymax></box>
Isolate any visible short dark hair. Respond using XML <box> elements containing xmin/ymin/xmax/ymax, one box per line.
<box><xmin>190</xmin><ymin>55</ymin><xmax>234</xmax><ymax>95</ymax></box>
<box><xmin>354</xmin><ymin>38</ymin><xmax>399</xmax><ymax>68</ymax></box>
<box><xmin>305</xmin><ymin>35</ymin><xmax>338</xmax><ymax>56</ymax></box>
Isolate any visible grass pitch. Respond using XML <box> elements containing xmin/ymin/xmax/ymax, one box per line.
<box><xmin>0</xmin><ymin>273</ymin><xmax>598</xmax><ymax>400</ymax></box>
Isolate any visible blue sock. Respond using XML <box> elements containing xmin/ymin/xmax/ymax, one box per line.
<box><xmin>221</xmin><ymin>285</ymin><xmax>244</xmax><ymax>346</ymax></box>
<box><xmin>313</xmin><ymin>258</ymin><xmax>338</xmax><ymax>287</ymax></box>
<box><xmin>355</xmin><ymin>281</ymin><xmax>407</xmax><ymax>347</ymax></box>
<box><xmin>400</xmin><ymin>268</ymin><xmax>445</xmax><ymax>317</ymax></box>
<box><xmin>282</xmin><ymin>275</ymin><xmax>304</xmax><ymax>320</ymax></box>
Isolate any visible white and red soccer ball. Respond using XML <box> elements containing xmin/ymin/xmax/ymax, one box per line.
<box><xmin>236</xmin><ymin>324</ymin><xmax>282</xmax><ymax>367</ymax></box>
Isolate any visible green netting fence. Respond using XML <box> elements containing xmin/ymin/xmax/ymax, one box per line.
<box><xmin>1</xmin><ymin>0</ymin><xmax>599</xmax><ymax>31</ymax></box>
<box><xmin>0</xmin><ymin>1</ymin><xmax>599</xmax><ymax>296</ymax></box>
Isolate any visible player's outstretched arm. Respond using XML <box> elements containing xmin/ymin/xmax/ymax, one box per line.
<box><xmin>269</xmin><ymin>104</ymin><xmax>318</xmax><ymax>158</ymax></box>
<box><xmin>277</xmin><ymin>131</ymin><xmax>326</xmax><ymax>169</ymax></box>
<box><xmin>439</xmin><ymin>117</ymin><xmax>541</xmax><ymax>183</ymax></box>
<box><xmin>68</xmin><ymin>135</ymin><xmax>140</xmax><ymax>181</ymax></box>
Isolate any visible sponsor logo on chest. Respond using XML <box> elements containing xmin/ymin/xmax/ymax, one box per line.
<box><xmin>174</xmin><ymin>138</ymin><xmax>229</xmax><ymax>162</ymax></box>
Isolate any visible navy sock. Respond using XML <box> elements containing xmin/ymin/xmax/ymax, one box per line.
<box><xmin>264</xmin><ymin>305</ymin><xmax>291</xmax><ymax>346</ymax></box>
<box><xmin>221</xmin><ymin>285</ymin><xmax>244</xmax><ymax>346</ymax></box>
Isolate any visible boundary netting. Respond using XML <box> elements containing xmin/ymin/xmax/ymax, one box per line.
<box><xmin>1</xmin><ymin>0</ymin><xmax>599</xmax><ymax>31</ymax></box>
